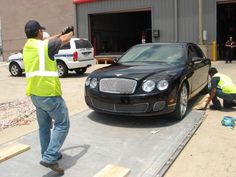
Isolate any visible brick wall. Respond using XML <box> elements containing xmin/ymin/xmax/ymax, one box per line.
<box><xmin>0</xmin><ymin>0</ymin><xmax>75</xmax><ymax>61</ymax></box>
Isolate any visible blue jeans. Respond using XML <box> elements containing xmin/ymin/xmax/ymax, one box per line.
<box><xmin>31</xmin><ymin>95</ymin><xmax>70</xmax><ymax>164</ymax></box>
<box><xmin>211</xmin><ymin>88</ymin><xmax>236</xmax><ymax>108</ymax></box>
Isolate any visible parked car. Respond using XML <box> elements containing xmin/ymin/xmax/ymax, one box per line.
<box><xmin>7</xmin><ymin>38</ymin><xmax>96</xmax><ymax>77</ymax></box>
<box><xmin>85</xmin><ymin>42</ymin><xmax>211</xmax><ymax>120</ymax></box>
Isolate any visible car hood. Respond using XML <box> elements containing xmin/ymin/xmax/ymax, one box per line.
<box><xmin>92</xmin><ymin>63</ymin><xmax>185</xmax><ymax>81</ymax></box>
<box><xmin>8</xmin><ymin>52</ymin><xmax>23</xmax><ymax>61</ymax></box>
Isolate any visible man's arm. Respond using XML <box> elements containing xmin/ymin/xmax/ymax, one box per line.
<box><xmin>46</xmin><ymin>33</ymin><xmax>62</xmax><ymax>41</ymax></box>
<box><xmin>204</xmin><ymin>87</ymin><xmax>217</xmax><ymax>108</ymax></box>
<box><xmin>225</xmin><ymin>41</ymin><xmax>231</xmax><ymax>47</ymax></box>
<box><xmin>231</xmin><ymin>42</ymin><xmax>236</xmax><ymax>48</ymax></box>
<box><xmin>47</xmin><ymin>32</ymin><xmax>73</xmax><ymax>60</ymax></box>
<box><xmin>47</xmin><ymin>31</ymin><xmax>73</xmax><ymax>46</ymax></box>
<box><xmin>59</xmin><ymin>32</ymin><xmax>73</xmax><ymax>47</ymax></box>
<box><xmin>204</xmin><ymin>77</ymin><xmax>220</xmax><ymax>108</ymax></box>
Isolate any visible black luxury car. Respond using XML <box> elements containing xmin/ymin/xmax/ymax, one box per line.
<box><xmin>85</xmin><ymin>43</ymin><xmax>211</xmax><ymax>120</ymax></box>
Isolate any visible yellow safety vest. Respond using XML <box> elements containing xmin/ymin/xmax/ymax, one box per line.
<box><xmin>213</xmin><ymin>73</ymin><xmax>236</xmax><ymax>94</ymax></box>
<box><xmin>23</xmin><ymin>39</ymin><xmax>62</xmax><ymax>96</ymax></box>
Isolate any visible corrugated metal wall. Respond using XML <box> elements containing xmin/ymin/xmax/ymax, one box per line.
<box><xmin>203</xmin><ymin>0</ymin><xmax>217</xmax><ymax>43</ymax></box>
<box><xmin>152</xmin><ymin>0</ymin><xmax>175</xmax><ymax>42</ymax></box>
<box><xmin>75</xmin><ymin>0</ymin><xmax>219</xmax><ymax>44</ymax></box>
<box><xmin>178</xmin><ymin>0</ymin><xmax>198</xmax><ymax>43</ymax></box>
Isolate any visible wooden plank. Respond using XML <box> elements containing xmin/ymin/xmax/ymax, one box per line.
<box><xmin>94</xmin><ymin>164</ymin><xmax>131</xmax><ymax>177</ymax></box>
<box><xmin>192</xmin><ymin>94</ymin><xmax>209</xmax><ymax>110</ymax></box>
<box><xmin>0</xmin><ymin>143</ymin><xmax>30</xmax><ymax>163</ymax></box>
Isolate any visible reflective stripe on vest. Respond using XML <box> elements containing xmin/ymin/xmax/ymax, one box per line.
<box><xmin>25</xmin><ymin>41</ymin><xmax>58</xmax><ymax>78</ymax></box>
<box><xmin>26</xmin><ymin>71</ymin><xmax>59</xmax><ymax>78</ymax></box>
<box><xmin>214</xmin><ymin>73</ymin><xmax>231</xmax><ymax>89</ymax></box>
<box><xmin>213</xmin><ymin>73</ymin><xmax>236</xmax><ymax>93</ymax></box>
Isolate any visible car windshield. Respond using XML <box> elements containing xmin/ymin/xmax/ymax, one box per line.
<box><xmin>118</xmin><ymin>44</ymin><xmax>186</xmax><ymax>65</ymax></box>
<box><xmin>74</xmin><ymin>39</ymin><xmax>93</xmax><ymax>49</ymax></box>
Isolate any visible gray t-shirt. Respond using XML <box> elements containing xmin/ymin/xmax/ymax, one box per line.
<box><xmin>48</xmin><ymin>38</ymin><xmax>62</xmax><ymax>60</ymax></box>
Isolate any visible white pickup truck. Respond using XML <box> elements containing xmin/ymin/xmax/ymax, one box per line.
<box><xmin>7</xmin><ymin>38</ymin><xmax>96</xmax><ymax>77</ymax></box>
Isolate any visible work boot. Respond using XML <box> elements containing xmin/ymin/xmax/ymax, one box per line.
<box><xmin>209</xmin><ymin>105</ymin><xmax>222</xmax><ymax>110</ymax></box>
<box><xmin>40</xmin><ymin>161</ymin><xmax>64</xmax><ymax>174</ymax></box>
<box><xmin>57</xmin><ymin>153</ymin><xmax>63</xmax><ymax>161</ymax></box>
<box><xmin>223</xmin><ymin>100</ymin><xmax>236</xmax><ymax>108</ymax></box>
<box><xmin>41</xmin><ymin>153</ymin><xmax>62</xmax><ymax>161</ymax></box>
<box><xmin>232</xmin><ymin>100</ymin><xmax>236</xmax><ymax>107</ymax></box>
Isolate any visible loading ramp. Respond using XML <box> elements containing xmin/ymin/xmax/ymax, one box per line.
<box><xmin>0</xmin><ymin>109</ymin><xmax>204</xmax><ymax>177</ymax></box>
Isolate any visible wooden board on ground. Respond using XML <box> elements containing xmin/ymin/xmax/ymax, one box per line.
<box><xmin>192</xmin><ymin>94</ymin><xmax>209</xmax><ymax>110</ymax></box>
<box><xmin>94</xmin><ymin>164</ymin><xmax>131</xmax><ymax>177</ymax></box>
<box><xmin>0</xmin><ymin>143</ymin><xmax>30</xmax><ymax>163</ymax></box>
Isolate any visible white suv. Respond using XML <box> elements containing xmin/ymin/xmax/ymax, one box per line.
<box><xmin>7</xmin><ymin>38</ymin><xmax>96</xmax><ymax>77</ymax></box>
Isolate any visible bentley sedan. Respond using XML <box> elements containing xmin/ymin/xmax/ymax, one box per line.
<box><xmin>85</xmin><ymin>43</ymin><xmax>211</xmax><ymax>120</ymax></box>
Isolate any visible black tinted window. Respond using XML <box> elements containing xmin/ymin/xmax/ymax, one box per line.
<box><xmin>192</xmin><ymin>44</ymin><xmax>205</xmax><ymax>58</ymax></box>
<box><xmin>60</xmin><ymin>42</ymin><xmax>70</xmax><ymax>50</ymax></box>
<box><xmin>188</xmin><ymin>46</ymin><xmax>199</xmax><ymax>59</ymax></box>
<box><xmin>118</xmin><ymin>44</ymin><xmax>185</xmax><ymax>65</ymax></box>
<box><xmin>74</xmin><ymin>39</ymin><xmax>92</xmax><ymax>49</ymax></box>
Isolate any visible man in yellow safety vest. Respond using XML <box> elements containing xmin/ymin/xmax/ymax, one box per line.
<box><xmin>23</xmin><ymin>20</ymin><xmax>73</xmax><ymax>174</ymax></box>
<box><xmin>205</xmin><ymin>67</ymin><xmax>236</xmax><ymax>110</ymax></box>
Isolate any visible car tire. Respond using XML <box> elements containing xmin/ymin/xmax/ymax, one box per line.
<box><xmin>172</xmin><ymin>83</ymin><xmax>188</xmax><ymax>120</ymax></box>
<box><xmin>57</xmin><ymin>62</ymin><xmax>68</xmax><ymax>77</ymax></box>
<box><xmin>75</xmin><ymin>67</ymin><xmax>87</xmax><ymax>75</ymax></box>
<box><xmin>9</xmin><ymin>62</ymin><xmax>22</xmax><ymax>76</ymax></box>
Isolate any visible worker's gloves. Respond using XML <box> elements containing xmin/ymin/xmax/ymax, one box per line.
<box><xmin>61</xmin><ymin>26</ymin><xmax>74</xmax><ymax>35</ymax></box>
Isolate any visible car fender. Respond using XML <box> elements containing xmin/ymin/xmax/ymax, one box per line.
<box><xmin>56</xmin><ymin>59</ymin><xmax>67</xmax><ymax>66</ymax></box>
<box><xmin>9</xmin><ymin>60</ymin><xmax>24</xmax><ymax>70</ymax></box>
<box><xmin>178</xmin><ymin>76</ymin><xmax>190</xmax><ymax>95</ymax></box>
<box><xmin>54</xmin><ymin>55</ymin><xmax>72</xmax><ymax>67</ymax></box>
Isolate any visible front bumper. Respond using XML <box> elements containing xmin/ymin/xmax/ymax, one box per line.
<box><xmin>85</xmin><ymin>88</ymin><xmax>177</xmax><ymax>116</ymax></box>
<box><xmin>65</xmin><ymin>59</ymin><xmax>96</xmax><ymax>69</ymax></box>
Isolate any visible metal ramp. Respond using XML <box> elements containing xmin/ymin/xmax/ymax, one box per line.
<box><xmin>0</xmin><ymin>109</ymin><xmax>204</xmax><ymax>177</ymax></box>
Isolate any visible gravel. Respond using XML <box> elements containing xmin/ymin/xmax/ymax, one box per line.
<box><xmin>0</xmin><ymin>97</ymin><xmax>36</xmax><ymax>131</ymax></box>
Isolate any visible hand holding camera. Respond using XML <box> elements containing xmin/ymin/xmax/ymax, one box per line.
<box><xmin>61</xmin><ymin>26</ymin><xmax>74</xmax><ymax>35</ymax></box>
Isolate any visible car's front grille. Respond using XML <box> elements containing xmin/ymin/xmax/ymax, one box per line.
<box><xmin>99</xmin><ymin>78</ymin><xmax>137</xmax><ymax>94</ymax></box>
<box><xmin>90</xmin><ymin>98</ymin><xmax>149</xmax><ymax>113</ymax></box>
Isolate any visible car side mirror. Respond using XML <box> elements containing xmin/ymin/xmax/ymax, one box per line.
<box><xmin>113</xmin><ymin>57</ymin><xmax>119</xmax><ymax>63</ymax></box>
<box><xmin>192</xmin><ymin>56</ymin><xmax>202</xmax><ymax>63</ymax></box>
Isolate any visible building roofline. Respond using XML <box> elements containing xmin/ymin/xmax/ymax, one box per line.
<box><xmin>73</xmin><ymin>0</ymin><xmax>97</xmax><ymax>4</ymax></box>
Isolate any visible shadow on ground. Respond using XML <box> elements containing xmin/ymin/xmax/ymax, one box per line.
<box><xmin>87</xmin><ymin>94</ymin><xmax>205</xmax><ymax>129</ymax></box>
<box><xmin>42</xmin><ymin>144</ymin><xmax>90</xmax><ymax>177</ymax></box>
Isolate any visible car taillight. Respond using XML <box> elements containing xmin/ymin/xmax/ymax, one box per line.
<box><xmin>73</xmin><ymin>51</ymin><xmax>78</xmax><ymax>61</ymax></box>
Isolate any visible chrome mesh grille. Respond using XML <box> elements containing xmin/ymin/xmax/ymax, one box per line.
<box><xmin>99</xmin><ymin>78</ymin><xmax>137</xmax><ymax>94</ymax></box>
<box><xmin>90</xmin><ymin>98</ymin><xmax>149</xmax><ymax>113</ymax></box>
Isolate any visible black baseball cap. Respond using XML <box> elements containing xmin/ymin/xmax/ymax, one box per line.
<box><xmin>25</xmin><ymin>20</ymin><xmax>46</xmax><ymax>34</ymax></box>
<box><xmin>208</xmin><ymin>67</ymin><xmax>218</xmax><ymax>75</ymax></box>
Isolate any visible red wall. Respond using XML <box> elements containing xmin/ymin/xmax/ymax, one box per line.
<box><xmin>73</xmin><ymin>0</ymin><xmax>97</xmax><ymax>4</ymax></box>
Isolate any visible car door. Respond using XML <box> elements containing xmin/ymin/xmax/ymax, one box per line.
<box><xmin>187</xmin><ymin>44</ymin><xmax>208</xmax><ymax>96</ymax></box>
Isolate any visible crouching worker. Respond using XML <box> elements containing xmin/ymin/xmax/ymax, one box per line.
<box><xmin>204</xmin><ymin>67</ymin><xmax>236</xmax><ymax>110</ymax></box>
<box><xmin>23</xmin><ymin>20</ymin><xmax>74</xmax><ymax>174</ymax></box>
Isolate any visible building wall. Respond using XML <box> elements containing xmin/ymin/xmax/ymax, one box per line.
<box><xmin>0</xmin><ymin>0</ymin><xmax>75</xmax><ymax>61</ymax></box>
<box><xmin>75</xmin><ymin>0</ymin><xmax>220</xmax><ymax>45</ymax></box>
<box><xmin>76</xmin><ymin>0</ymin><xmax>177</xmax><ymax>42</ymax></box>
<box><xmin>178</xmin><ymin>0</ymin><xmax>199</xmax><ymax>43</ymax></box>
<box><xmin>203</xmin><ymin>0</ymin><xmax>217</xmax><ymax>43</ymax></box>
<box><xmin>0</xmin><ymin>0</ymin><xmax>222</xmax><ymax>61</ymax></box>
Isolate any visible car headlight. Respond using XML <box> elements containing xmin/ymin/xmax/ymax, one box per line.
<box><xmin>85</xmin><ymin>77</ymin><xmax>91</xmax><ymax>86</ymax></box>
<box><xmin>90</xmin><ymin>78</ymin><xmax>98</xmax><ymax>88</ymax></box>
<box><xmin>157</xmin><ymin>80</ymin><xmax>169</xmax><ymax>91</ymax></box>
<box><xmin>142</xmin><ymin>80</ymin><xmax>156</xmax><ymax>92</ymax></box>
